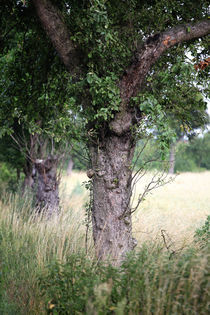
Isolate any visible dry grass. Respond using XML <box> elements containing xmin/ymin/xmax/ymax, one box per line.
<box><xmin>61</xmin><ymin>171</ymin><xmax>210</xmax><ymax>250</ymax></box>
<box><xmin>132</xmin><ymin>171</ymin><xmax>210</xmax><ymax>249</ymax></box>
<box><xmin>0</xmin><ymin>181</ymin><xmax>89</xmax><ymax>268</ymax></box>
<box><xmin>0</xmin><ymin>171</ymin><xmax>209</xmax><ymax>314</ymax></box>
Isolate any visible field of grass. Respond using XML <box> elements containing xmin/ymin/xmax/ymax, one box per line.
<box><xmin>132</xmin><ymin>171</ymin><xmax>210</xmax><ymax>248</ymax></box>
<box><xmin>0</xmin><ymin>171</ymin><xmax>209</xmax><ymax>314</ymax></box>
<box><xmin>61</xmin><ymin>171</ymin><xmax>210</xmax><ymax>249</ymax></box>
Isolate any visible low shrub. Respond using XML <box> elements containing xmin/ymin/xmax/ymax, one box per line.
<box><xmin>194</xmin><ymin>215</ymin><xmax>210</xmax><ymax>248</ymax></box>
<box><xmin>0</xmin><ymin>163</ymin><xmax>20</xmax><ymax>194</ymax></box>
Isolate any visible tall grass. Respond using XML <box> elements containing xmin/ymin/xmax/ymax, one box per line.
<box><xmin>38</xmin><ymin>243</ymin><xmax>209</xmax><ymax>314</ymax></box>
<box><xmin>0</xmin><ymin>171</ymin><xmax>209</xmax><ymax>314</ymax></box>
<box><xmin>0</xmin><ymin>180</ymin><xmax>91</xmax><ymax>313</ymax></box>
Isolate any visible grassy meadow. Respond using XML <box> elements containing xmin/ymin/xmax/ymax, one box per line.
<box><xmin>61</xmin><ymin>170</ymin><xmax>210</xmax><ymax>248</ymax></box>
<box><xmin>0</xmin><ymin>171</ymin><xmax>209</xmax><ymax>314</ymax></box>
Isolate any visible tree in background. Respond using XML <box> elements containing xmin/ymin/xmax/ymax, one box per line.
<box><xmin>1</xmin><ymin>0</ymin><xmax>210</xmax><ymax>263</ymax></box>
<box><xmin>0</xmin><ymin>5</ymin><xmax>81</xmax><ymax>214</ymax></box>
<box><xmin>142</xmin><ymin>59</ymin><xmax>209</xmax><ymax>174</ymax></box>
<box><xmin>174</xmin><ymin>131</ymin><xmax>210</xmax><ymax>172</ymax></box>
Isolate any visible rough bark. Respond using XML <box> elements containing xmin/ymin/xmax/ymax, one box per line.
<box><xmin>35</xmin><ymin>155</ymin><xmax>59</xmax><ymax>216</ymax></box>
<box><xmin>110</xmin><ymin>21</ymin><xmax>210</xmax><ymax>136</ymax></box>
<box><xmin>32</xmin><ymin>0</ymin><xmax>80</xmax><ymax>72</ymax></box>
<box><xmin>168</xmin><ymin>142</ymin><xmax>176</xmax><ymax>174</ymax></box>
<box><xmin>89</xmin><ymin>131</ymin><xmax>137</xmax><ymax>263</ymax></box>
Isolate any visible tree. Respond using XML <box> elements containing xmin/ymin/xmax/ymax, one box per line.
<box><xmin>0</xmin><ymin>6</ymin><xmax>81</xmax><ymax>214</ymax></box>
<box><xmin>2</xmin><ymin>0</ymin><xmax>210</xmax><ymax>263</ymax></box>
<box><xmin>185</xmin><ymin>131</ymin><xmax>210</xmax><ymax>170</ymax></box>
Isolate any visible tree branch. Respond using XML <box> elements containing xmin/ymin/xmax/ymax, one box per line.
<box><xmin>120</xmin><ymin>20</ymin><xmax>210</xmax><ymax>102</ymax></box>
<box><xmin>32</xmin><ymin>0</ymin><xmax>79</xmax><ymax>72</ymax></box>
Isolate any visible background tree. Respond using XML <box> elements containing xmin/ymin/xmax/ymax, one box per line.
<box><xmin>175</xmin><ymin>131</ymin><xmax>210</xmax><ymax>172</ymax></box>
<box><xmin>135</xmin><ymin>58</ymin><xmax>209</xmax><ymax>174</ymax></box>
<box><xmin>1</xmin><ymin>0</ymin><xmax>210</xmax><ymax>263</ymax></box>
<box><xmin>0</xmin><ymin>4</ymin><xmax>81</xmax><ymax>214</ymax></box>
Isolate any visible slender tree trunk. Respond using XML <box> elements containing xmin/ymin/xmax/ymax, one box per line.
<box><xmin>16</xmin><ymin>168</ymin><xmax>21</xmax><ymax>181</ymax></box>
<box><xmin>35</xmin><ymin>155</ymin><xmax>60</xmax><ymax>216</ymax></box>
<box><xmin>66</xmin><ymin>158</ymin><xmax>74</xmax><ymax>176</ymax></box>
<box><xmin>22</xmin><ymin>159</ymin><xmax>36</xmax><ymax>192</ymax></box>
<box><xmin>89</xmin><ymin>131</ymin><xmax>137</xmax><ymax>264</ymax></box>
<box><xmin>168</xmin><ymin>142</ymin><xmax>176</xmax><ymax>174</ymax></box>
<box><xmin>22</xmin><ymin>172</ymin><xmax>34</xmax><ymax>190</ymax></box>
<box><xmin>22</xmin><ymin>133</ymin><xmax>39</xmax><ymax>192</ymax></box>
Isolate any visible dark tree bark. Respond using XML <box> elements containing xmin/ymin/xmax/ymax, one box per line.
<box><xmin>32</xmin><ymin>0</ymin><xmax>80</xmax><ymax>72</ymax></box>
<box><xmin>32</xmin><ymin>0</ymin><xmax>210</xmax><ymax>262</ymax></box>
<box><xmin>88</xmin><ymin>130</ymin><xmax>137</xmax><ymax>262</ymax></box>
<box><xmin>16</xmin><ymin>168</ymin><xmax>21</xmax><ymax>181</ymax></box>
<box><xmin>35</xmin><ymin>155</ymin><xmax>60</xmax><ymax>216</ymax></box>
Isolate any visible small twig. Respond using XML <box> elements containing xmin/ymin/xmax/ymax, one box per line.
<box><xmin>131</xmin><ymin>168</ymin><xmax>173</xmax><ymax>214</ymax></box>
<box><xmin>160</xmin><ymin>229</ymin><xmax>185</xmax><ymax>259</ymax></box>
<box><xmin>132</xmin><ymin>137</ymin><xmax>150</xmax><ymax>172</ymax></box>
<box><xmin>161</xmin><ymin>229</ymin><xmax>176</xmax><ymax>259</ymax></box>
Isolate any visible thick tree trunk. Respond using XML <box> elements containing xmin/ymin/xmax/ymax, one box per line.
<box><xmin>89</xmin><ymin>131</ymin><xmax>137</xmax><ymax>264</ymax></box>
<box><xmin>35</xmin><ymin>155</ymin><xmax>60</xmax><ymax>216</ymax></box>
<box><xmin>168</xmin><ymin>142</ymin><xmax>176</xmax><ymax>174</ymax></box>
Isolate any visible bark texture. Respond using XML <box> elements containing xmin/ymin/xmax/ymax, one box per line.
<box><xmin>89</xmin><ymin>131</ymin><xmax>137</xmax><ymax>263</ymax></box>
<box><xmin>32</xmin><ymin>0</ymin><xmax>79</xmax><ymax>71</ymax></box>
<box><xmin>35</xmin><ymin>155</ymin><xmax>59</xmax><ymax>216</ymax></box>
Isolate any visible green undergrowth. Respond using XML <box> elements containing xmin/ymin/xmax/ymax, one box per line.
<box><xmin>194</xmin><ymin>215</ymin><xmax>210</xmax><ymax>248</ymax></box>
<box><xmin>0</xmin><ymin>193</ymin><xmax>209</xmax><ymax>314</ymax></box>
<box><xmin>39</xmin><ymin>246</ymin><xmax>209</xmax><ymax>315</ymax></box>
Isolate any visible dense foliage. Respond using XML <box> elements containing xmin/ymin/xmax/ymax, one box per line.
<box><xmin>0</xmin><ymin>1</ymin><xmax>209</xmax><ymax>177</ymax></box>
<box><xmin>0</xmin><ymin>0</ymin><xmax>209</xmax><ymax>138</ymax></box>
<box><xmin>195</xmin><ymin>215</ymin><xmax>210</xmax><ymax>248</ymax></box>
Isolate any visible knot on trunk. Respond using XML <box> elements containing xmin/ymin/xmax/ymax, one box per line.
<box><xmin>109</xmin><ymin>107</ymin><xmax>142</xmax><ymax>136</ymax></box>
<box><xmin>87</xmin><ymin>169</ymin><xmax>95</xmax><ymax>178</ymax></box>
